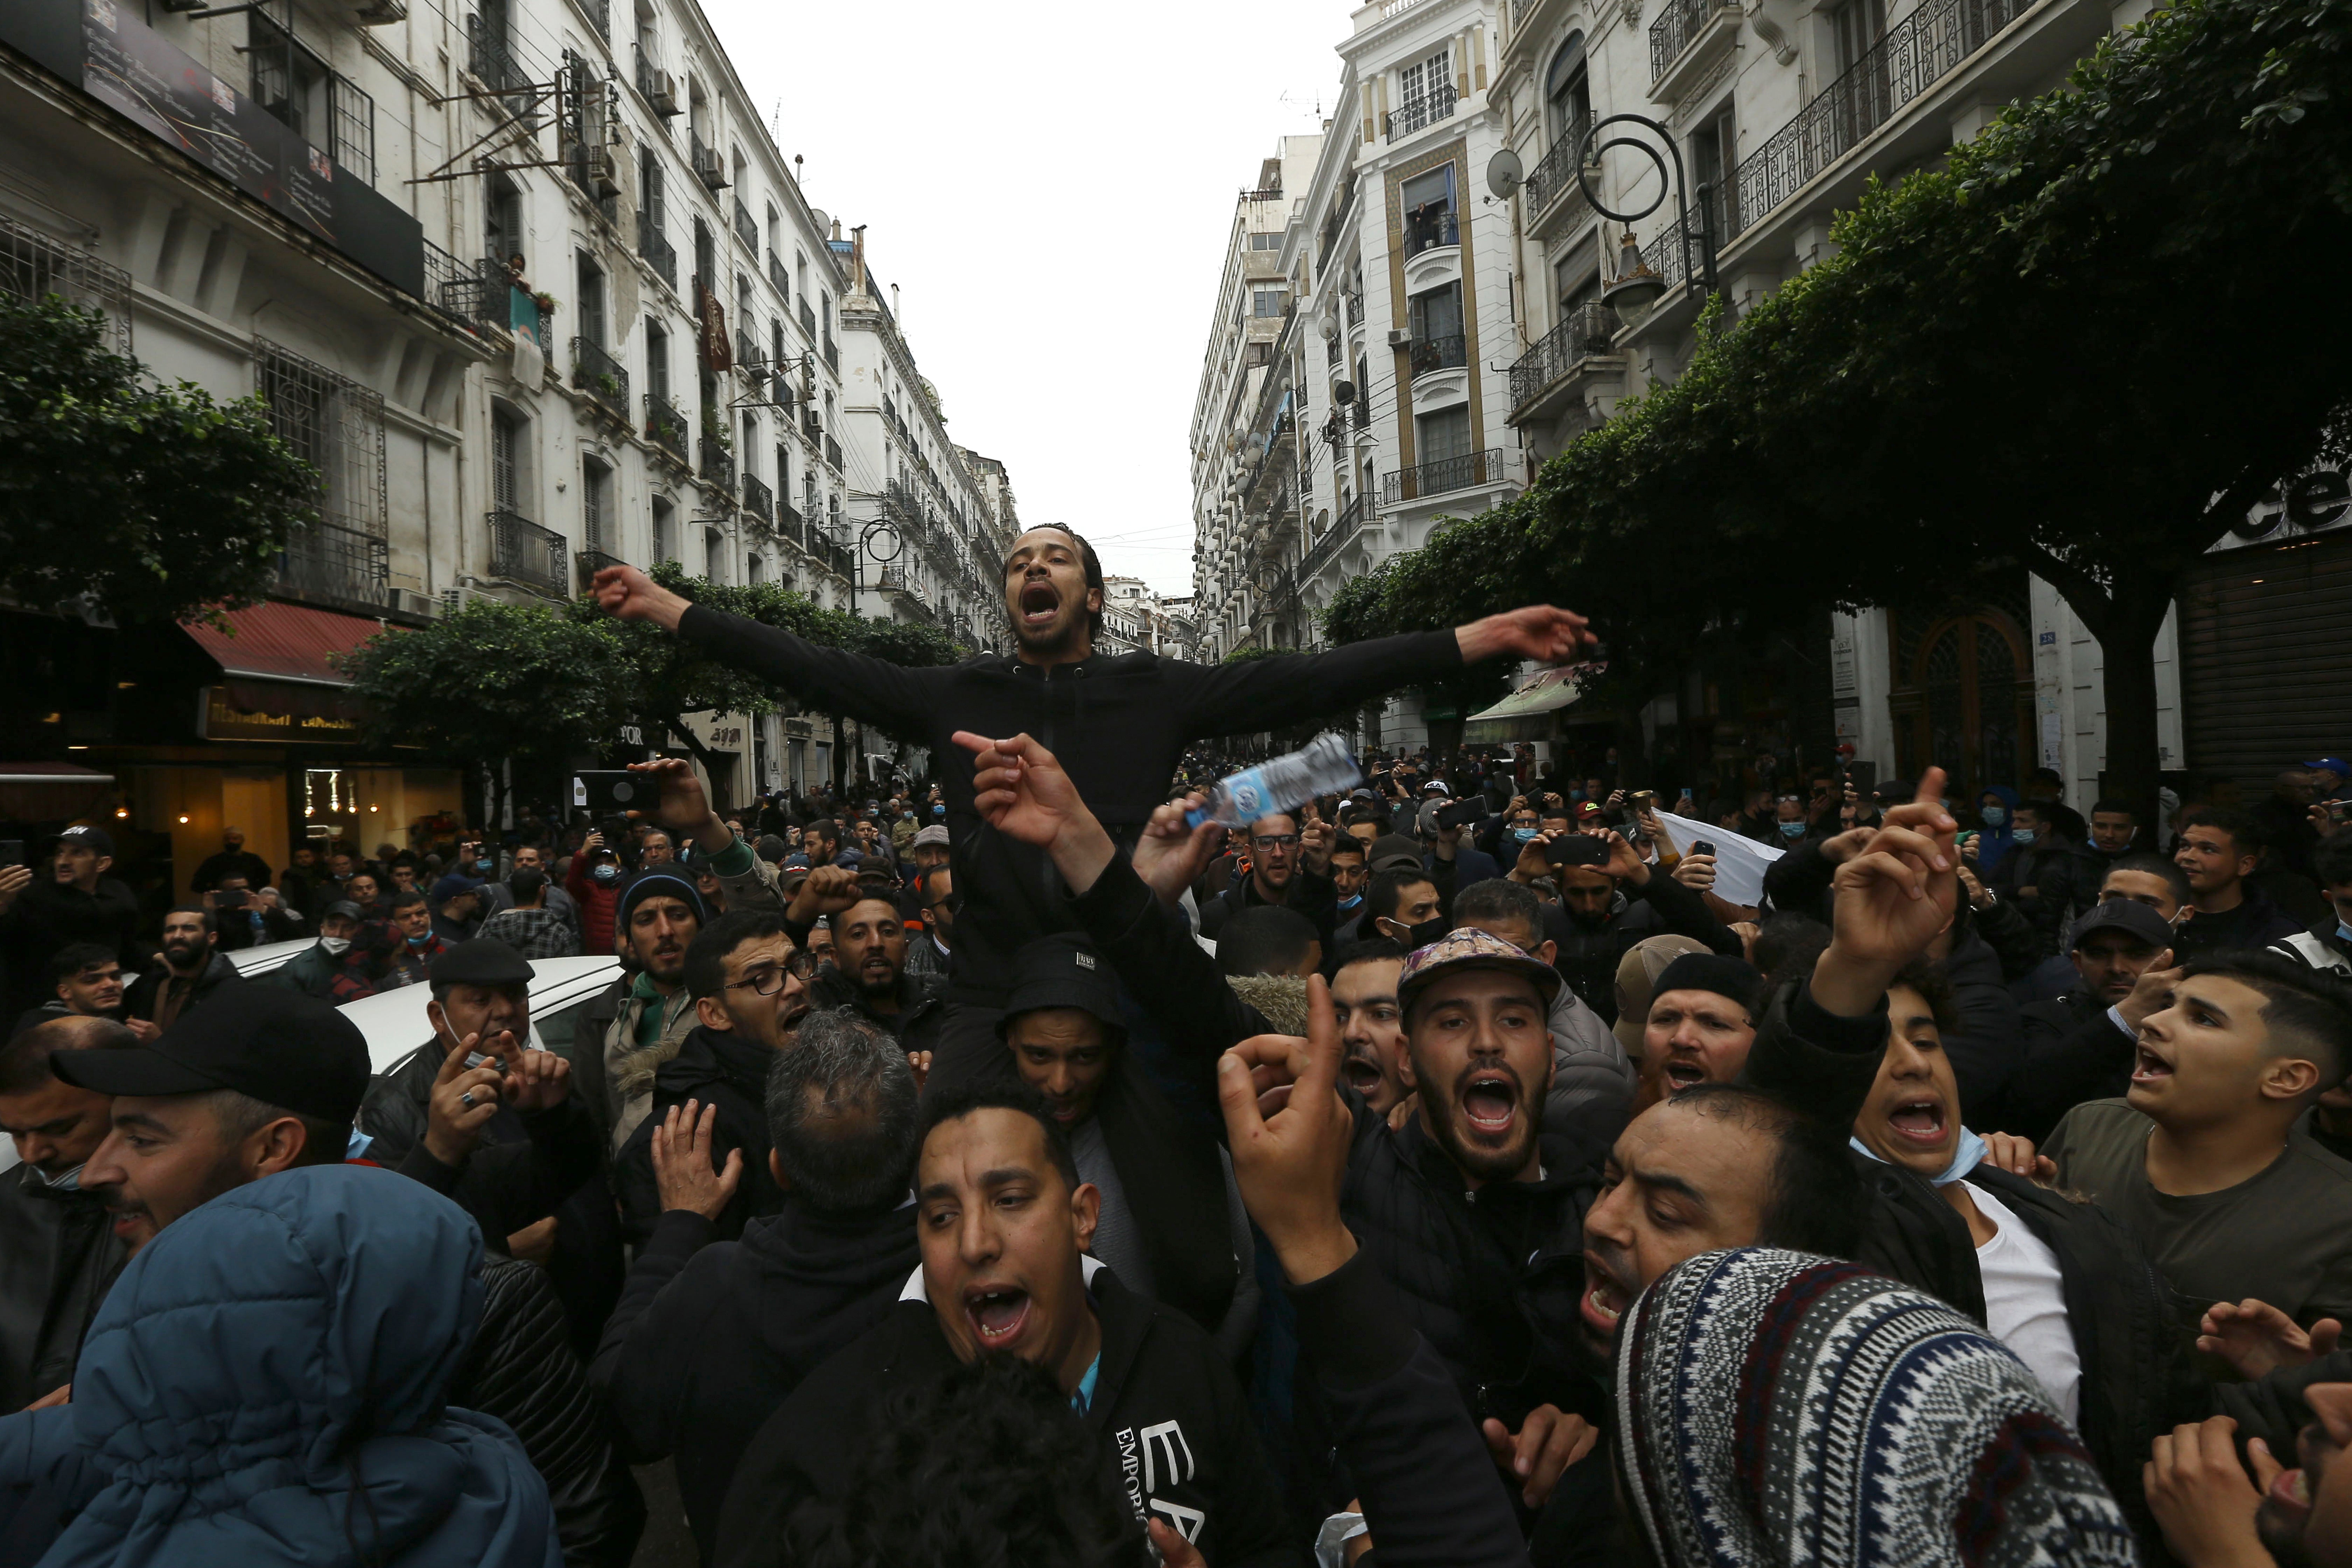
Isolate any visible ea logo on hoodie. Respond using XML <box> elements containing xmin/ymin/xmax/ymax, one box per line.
<box><xmin>1116</xmin><ymin>1420</ymin><xmax>1204</xmax><ymax>1543</ymax></box>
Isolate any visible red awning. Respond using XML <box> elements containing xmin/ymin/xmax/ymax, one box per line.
<box><xmin>179</xmin><ymin>601</ymin><xmax>387</xmax><ymax>687</ymax></box>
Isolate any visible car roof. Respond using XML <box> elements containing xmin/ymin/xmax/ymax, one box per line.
<box><xmin>337</xmin><ymin>954</ymin><xmax>621</xmax><ymax>1074</ymax></box>
<box><xmin>227</xmin><ymin>937</ymin><xmax>314</xmax><ymax>976</ymax></box>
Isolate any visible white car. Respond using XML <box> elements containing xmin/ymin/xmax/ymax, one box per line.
<box><xmin>224</xmin><ymin>939</ymin><xmax>622</xmax><ymax>1074</ymax></box>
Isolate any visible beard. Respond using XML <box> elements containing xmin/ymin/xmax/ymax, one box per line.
<box><xmin>1412</xmin><ymin>1054</ymin><xmax>1543</xmax><ymax>1185</ymax></box>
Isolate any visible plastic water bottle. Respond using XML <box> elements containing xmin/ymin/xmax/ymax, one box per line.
<box><xmin>1186</xmin><ymin>733</ymin><xmax>1363</xmax><ymax>828</ymax></box>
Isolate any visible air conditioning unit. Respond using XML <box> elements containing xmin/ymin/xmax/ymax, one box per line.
<box><xmin>388</xmin><ymin>588</ymin><xmax>438</xmax><ymax>619</ymax></box>
<box><xmin>648</xmin><ymin>71</ymin><xmax>681</xmax><ymax>116</ymax></box>
<box><xmin>1386</xmin><ymin>329</ymin><xmax>1412</xmax><ymax>349</ymax></box>
<box><xmin>693</xmin><ymin>145</ymin><xmax>728</xmax><ymax>191</ymax></box>
<box><xmin>586</xmin><ymin>147</ymin><xmax>621</xmax><ymax>198</ymax></box>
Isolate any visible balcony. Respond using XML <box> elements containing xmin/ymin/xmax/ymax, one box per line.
<box><xmin>277</xmin><ymin>521</ymin><xmax>389</xmax><ymax>607</ymax></box>
<box><xmin>1386</xmin><ymin>85</ymin><xmax>1459</xmax><ymax>142</ymax></box>
<box><xmin>1523</xmin><ymin>117</ymin><xmax>1599</xmax><ymax>236</ymax></box>
<box><xmin>466</xmin><ymin>13</ymin><xmax>531</xmax><ymax>93</ymax></box>
<box><xmin>633</xmin><ymin>46</ymin><xmax>680</xmax><ymax>115</ymax></box>
<box><xmin>741</xmin><ymin>471</ymin><xmax>773</xmax><ymax>523</ymax></box>
<box><xmin>1408</xmin><ymin>334</ymin><xmax>1467</xmax><ymax>379</ymax></box>
<box><xmin>488</xmin><ymin>510</ymin><xmax>567</xmax><ymax>595</ymax></box>
<box><xmin>1508</xmin><ymin>303</ymin><xmax>1624</xmax><ymax>423</ymax></box>
<box><xmin>691</xmin><ymin>132</ymin><xmax>728</xmax><ymax>190</ymax></box>
<box><xmin>767</xmin><ymin>252</ymin><xmax>790</xmax><ymax>299</ymax></box>
<box><xmin>1382</xmin><ymin>448</ymin><xmax>1506</xmax><ymax>506</ymax></box>
<box><xmin>574</xmin><ymin>547</ymin><xmax>623</xmax><ymax>595</ymax></box>
<box><xmin>1401</xmin><ymin>206</ymin><xmax>1460</xmax><ymax>261</ymax></box>
<box><xmin>799</xmin><ymin>299</ymin><xmax>816</xmax><ymax>336</ymax></box>
<box><xmin>823</xmin><ymin>334</ymin><xmax>839</xmax><ymax>373</ymax></box>
<box><xmin>1650</xmin><ymin>0</ymin><xmax>1742</xmax><ymax>99</ymax></box>
<box><xmin>424</xmin><ymin>244</ymin><xmax>495</xmax><ymax>336</ymax></box>
<box><xmin>644</xmin><ymin>393</ymin><xmax>690</xmax><ymax>464</ymax></box>
<box><xmin>570</xmin><ymin>336</ymin><xmax>630</xmax><ymax>420</ymax></box>
<box><xmin>580</xmin><ymin>0</ymin><xmax>608</xmax><ymax>39</ymax></box>
<box><xmin>701</xmin><ymin>438</ymin><xmax>735</xmax><ymax>490</ymax></box>
<box><xmin>637</xmin><ymin>212</ymin><xmax>677</xmax><ymax>288</ymax></box>
<box><xmin>736</xmin><ymin>328</ymin><xmax>758</xmax><ymax>370</ymax></box>
<box><xmin>1299</xmin><ymin>492</ymin><xmax>1365</xmax><ymax>582</ymax></box>
<box><xmin>824</xmin><ymin>434</ymin><xmax>843</xmax><ymax>471</ymax></box>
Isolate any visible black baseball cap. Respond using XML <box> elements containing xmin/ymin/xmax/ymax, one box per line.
<box><xmin>54</xmin><ymin>983</ymin><xmax>369</xmax><ymax>1124</ymax></box>
<box><xmin>2069</xmin><ymin>898</ymin><xmax>2174</xmax><ymax>953</ymax></box>
<box><xmin>996</xmin><ymin>935</ymin><xmax>1125</xmax><ymax>1037</ymax></box>
<box><xmin>50</xmin><ymin>824</ymin><xmax>114</xmax><ymax>858</ymax></box>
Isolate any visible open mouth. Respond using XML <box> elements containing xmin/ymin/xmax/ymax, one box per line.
<box><xmin>963</xmin><ymin>1284</ymin><xmax>1032</xmax><ymax>1348</ymax></box>
<box><xmin>1581</xmin><ymin>1258</ymin><xmax>1630</xmax><ymax>1337</ymax></box>
<box><xmin>1886</xmin><ymin>1097</ymin><xmax>1947</xmax><ymax>1147</ymax></box>
<box><xmin>2268</xmin><ymin>1463</ymin><xmax>2314</xmax><ymax>1530</ymax></box>
<box><xmin>1661</xmin><ymin>1055</ymin><xmax>1708</xmax><ymax>1093</ymax></box>
<box><xmin>1018</xmin><ymin>581</ymin><xmax>1059</xmax><ymax>629</ymax></box>
<box><xmin>1458</xmin><ymin>1071</ymin><xmax>1519</xmax><ymax>1140</ymax></box>
<box><xmin>2131</xmin><ymin>1044</ymin><xmax>2174</xmax><ymax>1085</ymax></box>
<box><xmin>1342</xmin><ymin>1055</ymin><xmax>1385</xmax><ymax>1096</ymax></box>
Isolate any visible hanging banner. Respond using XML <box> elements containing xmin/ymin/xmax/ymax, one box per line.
<box><xmin>695</xmin><ymin>277</ymin><xmax>732</xmax><ymax>372</ymax></box>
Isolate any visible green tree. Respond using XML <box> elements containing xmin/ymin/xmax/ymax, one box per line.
<box><xmin>0</xmin><ymin>291</ymin><xmax>317</xmax><ymax>623</ymax></box>
<box><xmin>337</xmin><ymin>596</ymin><xmax>633</xmax><ymax>821</ymax></box>
<box><xmin>1326</xmin><ymin>0</ymin><xmax>2352</xmax><ymax>808</ymax></box>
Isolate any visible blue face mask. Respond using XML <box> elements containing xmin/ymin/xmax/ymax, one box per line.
<box><xmin>476</xmin><ymin>858</ymin><xmax>495</xmax><ymax>875</ymax></box>
<box><xmin>1337</xmin><ymin>892</ymin><xmax>1363</xmax><ymax>912</ymax></box>
<box><xmin>932</xmin><ymin>805</ymin><xmax>946</xmax><ymax>817</ymax></box>
<box><xmin>1980</xmin><ymin>804</ymin><xmax>2007</xmax><ymax>827</ymax></box>
<box><xmin>2339</xmin><ymin>923</ymin><xmax>2352</xmax><ymax>945</ymax></box>
<box><xmin>406</xmin><ymin>931</ymin><xmax>432</xmax><ymax>948</ymax></box>
<box><xmin>1850</xmin><ymin>1126</ymin><xmax>1987</xmax><ymax>1186</ymax></box>
<box><xmin>2012</xmin><ymin>828</ymin><xmax>2037</xmax><ymax>846</ymax></box>
<box><xmin>1778</xmin><ymin>820</ymin><xmax>1806</xmax><ymax>840</ymax></box>
<box><xmin>591</xmin><ymin>863</ymin><xmax>620</xmax><ymax>884</ymax></box>
<box><xmin>1513</xmin><ymin>827</ymin><xmax>1539</xmax><ymax>842</ymax></box>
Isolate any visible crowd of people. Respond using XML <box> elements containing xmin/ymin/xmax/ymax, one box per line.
<box><xmin>0</xmin><ymin>523</ymin><xmax>2350</xmax><ymax>1568</ymax></box>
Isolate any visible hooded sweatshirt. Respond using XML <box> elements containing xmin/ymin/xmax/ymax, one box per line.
<box><xmin>1973</xmin><ymin>785</ymin><xmax>2022</xmax><ymax>876</ymax></box>
<box><xmin>0</xmin><ymin>1165</ymin><xmax>561</xmax><ymax>1568</ymax></box>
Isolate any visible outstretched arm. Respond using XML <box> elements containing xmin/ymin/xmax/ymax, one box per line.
<box><xmin>594</xmin><ymin>563</ymin><xmax>933</xmax><ymax>735</ymax></box>
<box><xmin>1170</xmin><ymin>605</ymin><xmax>1595</xmax><ymax>739</ymax></box>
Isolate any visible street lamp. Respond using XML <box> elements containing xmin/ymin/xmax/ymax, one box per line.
<box><xmin>1574</xmin><ymin>113</ymin><xmax>1720</xmax><ymax>310</ymax></box>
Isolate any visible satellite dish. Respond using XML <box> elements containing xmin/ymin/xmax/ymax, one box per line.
<box><xmin>1332</xmin><ymin>378</ymin><xmax>1357</xmax><ymax>406</ymax></box>
<box><xmin>1485</xmin><ymin>148</ymin><xmax>1525</xmax><ymax>201</ymax></box>
<box><xmin>1320</xmin><ymin>313</ymin><xmax>1340</xmax><ymax>341</ymax></box>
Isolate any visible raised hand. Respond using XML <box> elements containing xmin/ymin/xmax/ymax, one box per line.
<box><xmin>1813</xmin><ymin>766</ymin><xmax>1958</xmax><ymax>1016</ymax></box>
<box><xmin>592</xmin><ymin>563</ymin><xmax>691</xmax><ymax>630</ymax></box>
<box><xmin>2198</xmin><ymin>1298</ymin><xmax>2342</xmax><ymax>1380</ymax></box>
<box><xmin>953</xmin><ymin>731</ymin><xmax>1086</xmax><ymax>849</ymax></box>
<box><xmin>1134</xmin><ymin>796</ymin><xmax>1225</xmax><ymax>906</ymax></box>
<box><xmin>1482</xmin><ymin>1405</ymin><xmax>1600</xmax><ymax>1511</ymax></box>
<box><xmin>786</xmin><ymin>864</ymin><xmax>866</xmax><ymax>923</ymax></box>
<box><xmin>1671</xmin><ymin>853</ymin><xmax>1717</xmax><ymax>891</ymax></box>
<box><xmin>1218</xmin><ymin>976</ymin><xmax>1356</xmax><ymax>1285</ymax></box>
<box><xmin>1300</xmin><ymin>816</ymin><xmax>1337</xmax><ymax>874</ymax></box>
<box><xmin>627</xmin><ymin>756</ymin><xmax>727</xmax><ymax>845</ymax></box>
<box><xmin>1458</xmin><ymin>604</ymin><xmax>1596</xmax><ymax>666</ymax></box>
<box><xmin>2143</xmin><ymin>1416</ymin><xmax>2281</xmax><ymax>1568</ymax></box>
<box><xmin>2119</xmin><ymin>953</ymin><xmax>2183</xmax><ymax>1033</ymax></box>
<box><xmin>502</xmin><ymin>1041</ymin><xmax>571</xmax><ymax>1114</ymax></box>
<box><xmin>0</xmin><ymin>863</ymin><xmax>29</xmax><ymax>911</ymax></box>
<box><xmin>1979</xmin><ymin>1130</ymin><xmax>2056</xmax><ymax>1182</ymax></box>
<box><xmin>424</xmin><ymin>1036</ymin><xmax>504</xmax><ymax>1166</ymax></box>
<box><xmin>652</xmin><ymin>1099</ymin><xmax>743</xmax><ymax>1220</ymax></box>
<box><xmin>1602</xmin><ymin>830</ymin><xmax>1650</xmax><ymax>886</ymax></box>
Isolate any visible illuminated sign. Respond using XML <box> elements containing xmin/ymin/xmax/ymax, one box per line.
<box><xmin>198</xmin><ymin>687</ymin><xmax>364</xmax><ymax>744</ymax></box>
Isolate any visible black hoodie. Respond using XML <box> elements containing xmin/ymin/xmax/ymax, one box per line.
<box><xmin>613</xmin><ymin>1023</ymin><xmax>785</xmax><ymax>1245</ymax></box>
<box><xmin>590</xmin><ymin>1201</ymin><xmax>917</xmax><ymax>1562</ymax></box>
<box><xmin>712</xmin><ymin>1264</ymin><xmax>1297</xmax><ymax>1568</ymax></box>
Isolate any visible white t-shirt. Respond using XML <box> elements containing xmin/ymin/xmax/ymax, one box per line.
<box><xmin>1962</xmin><ymin>1181</ymin><xmax>2082</xmax><ymax>1426</ymax></box>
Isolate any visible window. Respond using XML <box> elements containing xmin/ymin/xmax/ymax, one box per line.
<box><xmin>1546</xmin><ymin>35</ymin><xmax>1591</xmax><ymax>148</ymax></box>
<box><xmin>741</xmin><ymin>412</ymin><xmax>759</xmax><ymax>473</ymax></box>
<box><xmin>1409</xmin><ymin>282</ymin><xmax>1463</xmax><ymax>343</ymax></box>
<box><xmin>1398</xmin><ymin>48</ymin><xmax>1452</xmax><ymax>115</ymax></box>
<box><xmin>249</xmin><ymin>12</ymin><xmax>373</xmax><ymax>182</ymax></box>
<box><xmin>652</xmin><ymin>495</ymin><xmax>674</xmax><ymax>562</ymax></box>
<box><xmin>256</xmin><ymin>339</ymin><xmax>388</xmax><ymax>603</ymax></box>
<box><xmin>748</xmin><ymin>553</ymin><xmax>764</xmax><ymax>584</ymax></box>
<box><xmin>491</xmin><ymin>407</ymin><xmax>523</xmax><ymax>515</ymax></box>
<box><xmin>1400</xmin><ymin>166</ymin><xmax>1458</xmax><ymax>257</ymax></box>
<box><xmin>1832</xmin><ymin>0</ymin><xmax>1888</xmax><ymax>72</ymax></box>
<box><xmin>1252</xmin><ymin>286</ymin><xmax>1288</xmax><ymax>318</ymax></box>
<box><xmin>582</xmin><ymin>457</ymin><xmax>611</xmax><ymax>550</ymax></box>
<box><xmin>706</xmin><ymin>527</ymin><xmax>725</xmax><ymax>584</ymax></box>
<box><xmin>1691</xmin><ymin>104</ymin><xmax>1739</xmax><ymax>241</ymax></box>
<box><xmin>485</xmin><ymin>173</ymin><xmax>524</xmax><ymax>269</ymax></box>
<box><xmin>1555</xmin><ymin>234</ymin><xmax>1601</xmax><ymax>314</ymax></box>
<box><xmin>1416</xmin><ymin>405</ymin><xmax>1472</xmax><ymax>464</ymax></box>
<box><xmin>576</xmin><ymin>255</ymin><xmax>606</xmax><ymax>348</ymax></box>
<box><xmin>693</xmin><ymin>218</ymin><xmax>716</xmax><ymax>290</ymax></box>
<box><xmin>645</xmin><ymin>318</ymin><xmax>669</xmax><ymax>401</ymax></box>
<box><xmin>1247</xmin><ymin>231</ymin><xmax>1283</xmax><ymax>251</ymax></box>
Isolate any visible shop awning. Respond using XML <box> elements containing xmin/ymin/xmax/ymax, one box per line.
<box><xmin>178</xmin><ymin>602</ymin><xmax>387</xmax><ymax>689</ymax></box>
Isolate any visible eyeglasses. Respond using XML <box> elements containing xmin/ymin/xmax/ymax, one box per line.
<box><xmin>727</xmin><ymin>951</ymin><xmax>820</xmax><ymax>995</ymax></box>
<box><xmin>1250</xmin><ymin>833</ymin><xmax>1301</xmax><ymax>849</ymax></box>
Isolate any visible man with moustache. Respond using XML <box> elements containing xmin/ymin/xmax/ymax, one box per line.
<box><xmin>122</xmin><ymin>907</ymin><xmax>243</xmax><ymax>1032</ymax></box>
<box><xmin>593</xmin><ymin>536</ymin><xmax>1598</xmax><ymax>1091</ymax></box>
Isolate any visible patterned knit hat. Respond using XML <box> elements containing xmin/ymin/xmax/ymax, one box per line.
<box><xmin>1615</xmin><ymin>1248</ymin><xmax>2136</xmax><ymax>1568</ymax></box>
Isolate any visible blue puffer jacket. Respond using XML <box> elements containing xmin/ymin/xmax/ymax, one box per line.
<box><xmin>0</xmin><ymin>1164</ymin><xmax>562</xmax><ymax>1568</ymax></box>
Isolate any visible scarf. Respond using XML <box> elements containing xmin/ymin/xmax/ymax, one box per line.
<box><xmin>1616</xmin><ymin>1247</ymin><xmax>2135</xmax><ymax>1568</ymax></box>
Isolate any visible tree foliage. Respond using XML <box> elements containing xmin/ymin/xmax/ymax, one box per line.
<box><xmin>0</xmin><ymin>292</ymin><xmax>318</xmax><ymax>623</ymax></box>
<box><xmin>1323</xmin><ymin>0</ymin><xmax>2352</xmax><ymax>803</ymax></box>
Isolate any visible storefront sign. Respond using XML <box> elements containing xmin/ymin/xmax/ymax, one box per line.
<box><xmin>2216</xmin><ymin>466</ymin><xmax>2352</xmax><ymax>552</ymax></box>
<box><xmin>198</xmin><ymin>687</ymin><xmax>364</xmax><ymax>744</ymax></box>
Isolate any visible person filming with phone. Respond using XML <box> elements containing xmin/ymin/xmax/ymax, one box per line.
<box><xmin>1523</xmin><ymin>821</ymin><xmax>1743</xmax><ymax>1025</ymax></box>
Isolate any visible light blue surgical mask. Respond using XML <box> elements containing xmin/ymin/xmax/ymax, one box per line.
<box><xmin>406</xmin><ymin>932</ymin><xmax>432</xmax><ymax>948</ymax></box>
<box><xmin>1778</xmin><ymin>820</ymin><xmax>1807</xmax><ymax>840</ymax></box>
<box><xmin>1850</xmin><ymin>1126</ymin><xmax>1987</xmax><ymax>1186</ymax></box>
<box><xmin>2338</xmin><ymin>922</ymin><xmax>2352</xmax><ymax>945</ymax></box>
<box><xmin>1513</xmin><ymin>827</ymin><xmax>1539</xmax><ymax>843</ymax></box>
<box><xmin>2012</xmin><ymin>828</ymin><xmax>2037</xmax><ymax>846</ymax></box>
<box><xmin>1980</xmin><ymin>804</ymin><xmax>2007</xmax><ymax>827</ymax></box>
<box><xmin>1337</xmin><ymin>892</ymin><xmax>1363</xmax><ymax>912</ymax></box>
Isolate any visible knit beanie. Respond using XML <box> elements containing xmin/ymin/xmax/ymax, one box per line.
<box><xmin>1649</xmin><ymin>952</ymin><xmax>1763</xmax><ymax>1017</ymax></box>
<box><xmin>618</xmin><ymin>869</ymin><xmax>708</xmax><ymax>930</ymax></box>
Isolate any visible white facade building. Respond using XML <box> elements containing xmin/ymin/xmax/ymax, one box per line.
<box><xmin>0</xmin><ymin>0</ymin><xmax>1018</xmax><ymax>830</ymax></box>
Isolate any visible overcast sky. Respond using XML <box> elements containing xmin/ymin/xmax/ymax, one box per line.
<box><xmin>700</xmin><ymin>0</ymin><xmax>1353</xmax><ymax>598</ymax></box>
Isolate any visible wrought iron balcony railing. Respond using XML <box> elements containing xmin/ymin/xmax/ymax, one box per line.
<box><xmin>276</xmin><ymin>521</ymin><xmax>389</xmax><ymax>607</ymax></box>
<box><xmin>824</xmin><ymin>435</ymin><xmax>842</xmax><ymax>471</ymax></box>
<box><xmin>1385</xmin><ymin>85</ymin><xmax>1459</xmax><ymax>141</ymax></box>
<box><xmin>799</xmin><ymin>299</ymin><xmax>816</xmax><ymax>336</ymax></box>
<box><xmin>1650</xmin><ymin>0</ymin><xmax>1726</xmax><ymax>83</ymax></box>
<box><xmin>570</xmin><ymin>336</ymin><xmax>630</xmax><ymax>419</ymax></box>
<box><xmin>1508</xmin><ymin>302</ymin><xmax>1622</xmax><ymax>411</ymax></box>
<box><xmin>645</xmin><ymin>393</ymin><xmax>689</xmax><ymax>463</ymax></box>
<box><xmin>1408</xmin><ymin>334</ymin><xmax>1468</xmax><ymax>378</ymax></box>
<box><xmin>1381</xmin><ymin>448</ymin><xmax>1506</xmax><ymax>506</ymax></box>
<box><xmin>701</xmin><ymin>438</ymin><xmax>735</xmax><ymax>489</ymax></box>
<box><xmin>1402</xmin><ymin>206</ymin><xmax>1460</xmax><ymax>260</ymax></box>
<box><xmin>467</xmin><ymin>13</ymin><xmax>530</xmax><ymax>93</ymax></box>
<box><xmin>767</xmin><ymin>252</ymin><xmax>790</xmax><ymax>299</ymax></box>
<box><xmin>1522</xmin><ymin>114</ymin><xmax>1598</xmax><ymax>225</ymax></box>
<box><xmin>488</xmin><ymin>509</ymin><xmax>567</xmax><ymax>594</ymax></box>
<box><xmin>1299</xmin><ymin>492</ymin><xmax>1365</xmax><ymax>581</ymax></box>
<box><xmin>637</xmin><ymin>212</ymin><xmax>676</xmax><ymax>288</ymax></box>
<box><xmin>733</xmin><ymin>198</ymin><xmax>759</xmax><ymax>253</ymax></box>
<box><xmin>742</xmin><ymin>471</ymin><xmax>772</xmax><ymax>522</ymax></box>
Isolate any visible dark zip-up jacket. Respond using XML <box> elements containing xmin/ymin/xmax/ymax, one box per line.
<box><xmin>2007</xmin><ymin>990</ymin><xmax>2136</xmax><ymax>1143</ymax></box>
<box><xmin>612</xmin><ymin>1023</ymin><xmax>786</xmax><ymax>1245</ymax></box>
<box><xmin>1853</xmin><ymin>1159</ymin><xmax>2205</xmax><ymax>1557</ymax></box>
<box><xmin>1547</xmin><ymin>872</ymin><xmax>1742</xmax><ymax>1025</ymax></box>
<box><xmin>674</xmin><ymin>602</ymin><xmax>1460</xmax><ymax>1008</ymax></box>
<box><xmin>589</xmin><ymin>1201</ymin><xmax>917</xmax><ymax>1562</ymax></box>
<box><xmin>0</xmin><ymin>1166</ymin><xmax>125</xmax><ymax>1412</ymax></box>
<box><xmin>121</xmin><ymin>951</ymin><xmax>243</xmax><ymax>1030</ymax></box>
<box><xmin>712</xmin><ymin>1265</ymin><xmax>1297</xmax><ymax>1568</ymax></box>
<box><xmin>0</xmin><ymin>877</ymin><xmax>144</xmax><ymax>1023</ymax></box>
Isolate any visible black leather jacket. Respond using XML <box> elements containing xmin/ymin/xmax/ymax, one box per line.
<box><xmin>0</xmin><ymin>1165</ymin><xmax>125</xmax><ymax>1410</ymax></box>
